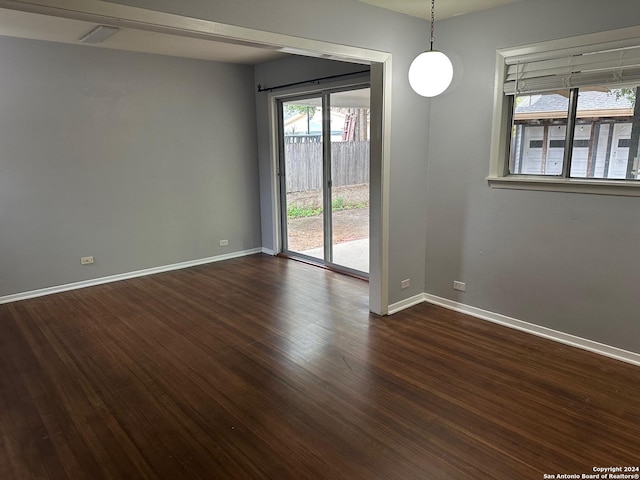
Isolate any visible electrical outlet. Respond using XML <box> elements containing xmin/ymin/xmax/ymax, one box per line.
<box><xmin>219</xmin><ymin>239</ymin><xmax>229</xmax><ymax>246</ymax></box>
<box><xmin>81</xmin><ymin>256</ymin><xmax>94</xmax><ymax>265</ymax></box>
<box><xmin>401</xmin><ymin>279</ymin><xmax>410</xmax><ymax>290</ymax></box>
<box><xmin>453</xmin><ymin>281</ymin><xmax>466</xmax><ymax>292</ymax></box>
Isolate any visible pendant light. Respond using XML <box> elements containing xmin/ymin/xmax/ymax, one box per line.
<box><xmin>408</xmin><ymin>0</ymin><xmax>453</xmax><ymax>97</ymax></box>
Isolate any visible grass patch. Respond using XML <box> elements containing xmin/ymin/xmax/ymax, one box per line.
<box><xmin>287</xmin><ymin>197</ymin><xmax>368</xmax><ymax>219</ymax></box>
<box><xmin>287</xmin><ymin>205</ymin><xmax>322</xmax><ymax>218</ymax></box>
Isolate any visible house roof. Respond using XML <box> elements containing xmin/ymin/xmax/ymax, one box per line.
<box><xmin>515</xmin><ymin>90</ymin><xmax>635</xmax><ymax>120</ymax></box>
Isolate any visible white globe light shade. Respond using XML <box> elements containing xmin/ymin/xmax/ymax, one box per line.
<box><xmin>408</xmin><ymin>50</ymin><xmax>453</xmax><ymax>97</ymax></box>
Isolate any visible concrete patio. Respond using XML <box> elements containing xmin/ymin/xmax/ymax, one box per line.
<box><xmin>301</xmin><ymin>238</ymin><xmax>369</xmax><ymax>273</ymax></box>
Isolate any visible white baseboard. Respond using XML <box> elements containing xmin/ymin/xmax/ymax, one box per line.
<box><xmin>261</xmin><ymin>247</ymin><xmax>276</xmax><ymax>256</ymax></box>
<box><xmin>389</xmin><ymin>292</ymin><xmax>640</xmax><ymax>367</ymax></box>
<box><xmin>388</xmin><ymin>293</ymin><xmax>426</xmax><ymax>315</ymax></box>
<box><xmin>0</xmin><ymin>248</ymin><xmax>263</xmax><ymax>305</ymax></box>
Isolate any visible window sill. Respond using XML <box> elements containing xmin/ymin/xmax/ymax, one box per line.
<box><xmin>487</xmin><ymin>176</ymin><xmax>640</xmax><ymax>197</ymax></box>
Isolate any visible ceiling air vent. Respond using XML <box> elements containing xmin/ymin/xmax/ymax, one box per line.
<box><xmin>79</xmin><ymin>25</ymin><xmax>120</xmax><ymax>44</ymax></box>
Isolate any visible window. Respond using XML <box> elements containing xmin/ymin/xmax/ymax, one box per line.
<box><xmin>510</xmin><ymin>87</ymin><xmax>640</xmax><ymax>180</ymax></box>
<box><xmin>489</xmin><ymin>26</ymin><xmax>640</xmax><ymax>196</ymax></box>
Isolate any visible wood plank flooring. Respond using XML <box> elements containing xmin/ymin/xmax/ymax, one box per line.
<box><xmin>1</xmin><ymin>254</ymin><xmax>638</xmax><ymax>479</ymax></box>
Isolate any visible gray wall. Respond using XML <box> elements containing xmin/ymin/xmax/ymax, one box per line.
<box><xmin>0</xmin><ymin>36</ymin><xmax>261</xmax><ymax>296</ymax></box>
<box><xmin>426</xmin><ymin>0</ymin><xmax>640</xmax><ymax>353</ymax></box>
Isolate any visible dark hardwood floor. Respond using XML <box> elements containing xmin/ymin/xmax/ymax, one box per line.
<box><xmin>1</xmin><ymin>254</ymin><xmax>638</xmax><ymax>479</ymax></box>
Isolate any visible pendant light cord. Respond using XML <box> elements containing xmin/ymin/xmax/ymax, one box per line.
<box><xmin>429</xmin><ymin>0</ymin><xmax>435</xmax><ymax>51</ymax></box>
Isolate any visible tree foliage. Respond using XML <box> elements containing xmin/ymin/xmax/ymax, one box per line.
<box><xmin>610</xmin><ymin>87</ymin><xmax>637</xmax><ymax>106</ymax></box>
<box><xmin>284</xmin><ymin>105</ymin><xmax>317</xmax><ymax>117</ymax></box>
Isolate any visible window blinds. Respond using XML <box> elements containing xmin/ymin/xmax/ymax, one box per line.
<box><xmin>503</xmin><ymin>40</ymin><xmax>640</xmax><ymax>95</ymax></box>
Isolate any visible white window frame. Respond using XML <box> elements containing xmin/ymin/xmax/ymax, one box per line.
<box><xmin>488</xmin><ymin>25</ymin><xmax>640</xmax><ymax>197</ymax></box>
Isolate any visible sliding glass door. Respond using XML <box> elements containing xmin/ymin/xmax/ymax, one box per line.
<box><xmin>329</xmin><ymin>88</ymin><xmax>370</xmax><ymax>273</ymax></box>
<box><xmin>279</xmin><ymin>85</ymin><xmax>370</xmax><ymax>276</ymax></box>
<box><xmin>280</xmin><ymin>95</ymin><xmax>325</xmax><ymax>262</ymax></box>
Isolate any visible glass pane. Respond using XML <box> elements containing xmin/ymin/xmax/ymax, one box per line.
<box><xmin>570</xmin><ymin>86</ymin><xmax>640</xmax><ymax>180</ymax></box>
<box><xmin>329</xmin><ymin>88</ymin><xmax>370</xmax><ymax>273</ymax></box>
<box><xmin>510</xmin><ymin>91</ymin><xmax>569</xmax><ymax>175</ymax></box>
<box><xmin>282</xmin><ymin>98</ymin><xmax>324</xmax><ymax>259</ymax></box>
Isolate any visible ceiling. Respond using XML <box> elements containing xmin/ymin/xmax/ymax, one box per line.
<box><xmin>0</xmin><ymin>1</ymin><xmax>526</xmax><ymax>66</ymax></box>
<box><xmin>357</xmin><ymin>0</ymin><xmax>526</xmax><ymax>20</ymax></box>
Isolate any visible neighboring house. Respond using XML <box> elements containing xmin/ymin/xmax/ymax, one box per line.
<box><xmin>283</xmin><ymin>108</ymin><xmax>370</xmax><ymax>143</ymax></box>
<box><xmin>512</xmin><ymin>90</ymin><xmax>637</xmax><ymax>178</ymax></box>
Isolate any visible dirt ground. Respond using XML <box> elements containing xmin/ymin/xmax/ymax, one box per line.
<box><xmin>287</xmin><ymin>184</ymin><xmax>368</xmax><ymax>210</ymax></box>
<box><xmin>286</xmin><ymin>183</ymin><xmax>369</xmax><ymax>251</ymax></box>
<box><xmin>287</xmin><ymin>207</ymin><xmax>369</xmax><ymax>251</ymax></box>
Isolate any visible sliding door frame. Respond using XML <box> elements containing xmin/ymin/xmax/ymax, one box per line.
<box><xmin>276</xmin><ymin>82</ymin><xmax>371</xmax><ymax>278</ymax></box>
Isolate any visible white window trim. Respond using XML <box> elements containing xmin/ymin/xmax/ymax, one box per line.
<box><xmin>488</xmin><ymin>24</ymin><xmax>640</xmax><ymax>197</ymax></box>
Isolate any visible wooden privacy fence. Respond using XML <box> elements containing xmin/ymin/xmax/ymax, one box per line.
<box><xmin>284</xmin><ymin>141</ymin><xmax>370</xmax><ymax>193</ymax></box>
